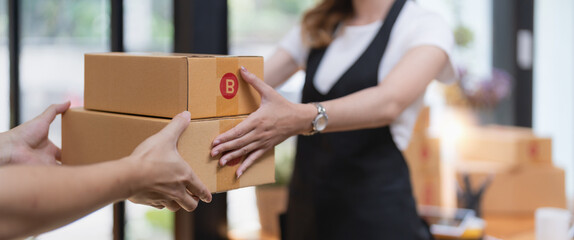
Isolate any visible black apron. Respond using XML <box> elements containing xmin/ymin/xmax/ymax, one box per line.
<box><xmin>286</xmin><ymin>0</ymin><xmax>432</xmax><ymax>239</ymax></box>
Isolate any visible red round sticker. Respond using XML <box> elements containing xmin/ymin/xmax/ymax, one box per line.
<box><xmin>220</xmin><ymin>73</ymin><xmax>239</xmax><ymax>99</ymax></box>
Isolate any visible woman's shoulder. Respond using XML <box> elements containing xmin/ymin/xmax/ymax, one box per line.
<box><xmin>278</xmin><ymin>25</ymin><xmax>309</xmax><ymax>68</ymax></box>
<box><xmin>399</xmin><ymin>1</ymin><xmax>451</xmax><ymax>30</ymax></box>
<box><xmin>393</xmin><ymin>1</ymin><xmax>453</xmax><ymax>48</ymax></box>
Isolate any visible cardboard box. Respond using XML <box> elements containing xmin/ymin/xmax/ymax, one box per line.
<box><xmin>404</xmin><ymin>106</ymin><xmax>456</xmax><ymax>208</ymax></box>
<box><xmin>456</xmin><ymin>161</ymin><xmax>566</xmax><ymax>215</ymax></box>
<box><xmin>61</xmin><ymin>108</ymin><xmax>275</xmax><ymax>193</ymax></box>
<box><xmin>413</xmin><ymin>106</ymin><xmax>430</xmax><ymax>132</ymax></box>
<box><xmin>457</xmin><ymin>126</ymin><xmax>552</xmax><ymax>167</ymax></box>
<box><xmin>409</xmin><ymin>162</ymin><xmax>456</xmax><ymax>208</ymax></box>
<box><xmin>403</xmin><ymin>135</ymin><xmax>441</xmax><ymax>172</ymax></box>
<box><xmin>84</xmin><ymin>52</ymin><xmax>263</xmax><ymax>119</ymax></box>
<box><xmin>404</xmin><ymin>136</ymin><xmax>456</xmax><ymax>208</ymax></box>
<box><xmin>410</xmin><ymin>170</ymin><xmax>442</xmax><ymax>206</ymax></box>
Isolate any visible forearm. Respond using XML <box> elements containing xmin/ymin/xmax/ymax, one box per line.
<box><xmin>0</xmin><ymin>158</ymin><xmax>136</xmax><ymax>239</ymax></box>
<box><xmin>264</xmin><ymin>48</ymin><xmax>300</xmax><ymax>89</ymax></box>
<box><xmin>301</xmin><ymin>46</ymin><xmax>448</xmax><ymax>134</ymax></box>
<box><xmin>321</xmin><ymin>86</ymin><xmax>404</xmax><ymax>132</ymax></box>
<box><xmin>285</xmin><ymin>85</ymin><xmax>405</xmax><ymax>135</ymax></box>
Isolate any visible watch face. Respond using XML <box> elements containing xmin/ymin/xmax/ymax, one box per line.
<box><xmin>315</xmin><ymin>114</ymin><xmax>328</xmax><ymax>131</ymax></box>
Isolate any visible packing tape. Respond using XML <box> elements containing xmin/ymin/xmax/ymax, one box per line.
<box><xmin>216</xmin><ymin>118</ymin><xmax>243</xmax><ymax>191</ymax></box>
<box><xmin>216</xmin><ymin>57</ymin><xmax>240</xmax><ymax>117</ymax></box>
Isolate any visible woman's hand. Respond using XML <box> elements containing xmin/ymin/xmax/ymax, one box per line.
<box><xmin>211</xmin><ymin>67</ymin><xmax>314</xmax><ymax>178</ymax></box>
<box><xmin>0</xmin><ymin>102</ymin><xmax>70</xmax><ymax>166</ymax></box>
<box><xmin>127</xmin><ymin>111</ymin><xmax>212</xmax><ymax>212</ymax></box>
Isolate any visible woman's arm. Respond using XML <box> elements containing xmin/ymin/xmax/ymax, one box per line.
<box><xmin>264</xmin><ymin>48</ymin><xmax>301</xmax><ymax>88</ymax></box>
<box><xmin>0</xmin><ymin>111</ymin><xmax>212</xmax><ymax>239</ymax></box>
<box><xmin>321</xmin><ymin>45</ymin><xmax>447</xmax><ymax>132</ymax></box>
<box><xmin>211</xmin><ymin>45</ymin><xmax>448</xmax><ymax>177</ymax></box>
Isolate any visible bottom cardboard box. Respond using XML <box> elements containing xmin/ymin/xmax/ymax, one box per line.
<box><xmin>404</xmin><ymin>134</ymin><xmax>457</xmax><ymax>208</ymax></box>
<box><xmin>409</xmin><ymin>164</ymin><xmax>457</xmax><ymax>209</ymax></box>
<box><xmin>61</xmin><ymin>108</ymin><xmax>275</xmax><ymax>193</ymax></box>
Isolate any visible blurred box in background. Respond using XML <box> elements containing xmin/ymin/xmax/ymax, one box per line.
<box><xmin>404</xmin><ymin>107</ymin><xmax>455</xmax><ymax>208</ymax></box>
<box><xmin>455</xmin><ymin>126</ymin><xmax>566</xmax><ymax>215</ymax></box>
<box><xmin>456</xmin><ymin>163</ymin><xmax>565</xmax><ymax>215</ymax></box>
<box><xmin>457</xmin><ymin>125</ymin><xmax>553</xmax><ymax>168</ymax></box>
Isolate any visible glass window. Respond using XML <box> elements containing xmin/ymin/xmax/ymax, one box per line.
<box><xmin>123</xmin><ymin>1</ymin><xmax>176</xmax><ymax>239</ymax></box>
<box><xmin>229</xmin><ymin>1</ymin><xmax>313</xmax><ymax>57</ymax></box>
<box><xmin>124</xmin><ymin>0</ymin><xmax>173</xmax><ymax>52</ymax></box>
<box><xmin>417</xmin><ymin>0</ymin><xmax>494</xmax><ymax>121</ymax></box>
<box><xmin>419</xmin><ymin>0</ymin><xmax>492</xmax><ymax>76</ymax></box>
<box><xmin>19</xmin><ymin>0</ymin><xmax>112</xmax><ymax>239</ymax></box>
<box><xmin>125</xmin><ymin>204</ymin><xmax>174</xmax><ymax>240</ymax></box>
<box><xmin>228</xmin><ymin>1</ymin><xmax>312</xmax><ymax>237</ymax></box>
<box><xmin>0</xmin><ymin>0</ymin><xmax>8</xmax><ymax>132</ymax></box>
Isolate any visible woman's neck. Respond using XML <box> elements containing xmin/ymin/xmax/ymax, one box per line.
<box><xmin>348</xmin><ymin>0</ymin><xmax>395</xmax><ymax>26</ymax></box>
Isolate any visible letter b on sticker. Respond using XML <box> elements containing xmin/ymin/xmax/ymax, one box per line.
<box><xmin>220</xmin><ymin>73</ymin><xmax>239</xmax><ymax>99</ymax></box>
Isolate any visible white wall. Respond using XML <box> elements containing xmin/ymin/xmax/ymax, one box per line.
<box><xmin>533</xmin><ymin>0</ymin><xmax>574</xmax><ymax>205</ymax></box>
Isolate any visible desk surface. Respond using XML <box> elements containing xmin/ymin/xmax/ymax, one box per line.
<box><xmin>248</xmin><ymin>214</ymin><xmax>538</xmax><ymax>240</ymax></box>
<box><xmin>484</xmin><ymin>214</ymin><xmax>535</xmax><ymax>240</ymax></box>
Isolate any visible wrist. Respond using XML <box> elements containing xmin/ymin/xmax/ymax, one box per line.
<box><xmin>117</xmin><ymin>156</ymin><xmax>143</xmax><ymax>199</ymax></box>
<box><xmin>294</xmin><ymin>103</ymin><xmax>321</xmax><ymax>135</ymax></box>
<box><xmin>0</xmin><ymin>131</ymin><xmax>13</xmax><ymax>165</ymax></box>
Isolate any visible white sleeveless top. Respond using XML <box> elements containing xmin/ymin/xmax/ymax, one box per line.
<box><xmin>278</xmin><ymin>1</ymin><xmax>456</xmax><ymax>150</ymax></box>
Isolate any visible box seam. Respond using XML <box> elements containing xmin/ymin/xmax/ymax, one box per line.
<box><xmin>76</xmin><ymin>108</ymin><xmax>249</xmax><ymax>122</ymax></box>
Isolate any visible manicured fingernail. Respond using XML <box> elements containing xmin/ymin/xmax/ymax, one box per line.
<box><xmin>220</xmin><ymin>158</ymin><xmax>227</xmax><ymax>166</ymax></box>
<box><xmin>213</xmin><ymin>139</ymin><xmax>220</xmax><ymax>146</ymax></box>
<box><xmin>181</xmin><ymin>111</ymin><xmax>191</xmax><ymax>119</ymax></box>
<box><xmin>200</xmin><ymin>196</ymin><xmax>211</xmax><ymax>203</ymax></box>
<box><xmin>241</xmin><ymin>66</ymin><xmax>246</xmax><ymax>72</ymax></box>
<box><xmin>212</xmin><ymin>150</ymin><xmax>219</xmax><ymax>156</ymax></box>
<box><xmin>236</xmin><ymin>170</ymin><xmax>243</xmax><ymax>179</ymax></box>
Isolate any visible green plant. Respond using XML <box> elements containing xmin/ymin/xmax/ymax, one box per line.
<box><xmin>145</xmin><ymin>209</ymin><xmax>174</xmax><ymax>232</ymax></box>
<box><xmin>454</xmin><ymin>25</ymin><xmax>474</xmax><ymax>48</ymax></box>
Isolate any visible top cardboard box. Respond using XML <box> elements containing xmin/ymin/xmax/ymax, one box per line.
<box><xmin>85</xmin><ymin>52</ymin><xmax>263</xmax><ymax>119</ymax></box>
<box><xmin>456</xmin><ymin>125</ymin><xmax>552</xmax><ymax>168</ymax></box>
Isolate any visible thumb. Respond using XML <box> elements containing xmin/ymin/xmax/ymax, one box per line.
<box><xmin>240</xmin><ymin>66</ymin><xmax>273</xmax><ymax>98</ymax></box>
<box><xmin>37</xmin><ymin>101</ymin><xmax>71</xmax><ymax>124</ymax></box>
<box><xmin>159</xmin><ymin>111</ymin><xmax>191</xmax><ymax>143</ymax></box>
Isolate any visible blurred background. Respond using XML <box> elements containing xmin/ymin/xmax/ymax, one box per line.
<box><xmin>1</xmin><ymin>0</ymin><xmax>573</xmax><ymax>239</ymax></box>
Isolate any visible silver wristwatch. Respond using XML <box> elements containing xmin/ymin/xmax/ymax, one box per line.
<box><xmin>305</xmin><ymin>102</ymin><xmax>328</xmax><ymax>136</ymax></box>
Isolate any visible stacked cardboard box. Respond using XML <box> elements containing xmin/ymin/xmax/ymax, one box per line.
<box><xmin>403</xmin><ymin>107</ymin><xmax>455</xmax><ymax>208</ymax></box>
<box><xmin>457</xmin><ymin>125</ymin><xmax>552</xmax><ymax>168</ymax></box>
<box><xmin>61</xmin><ymin>53</ymin><xmax>275</xmax><ymax>193</ymax></box>
<box><xmin>456</xmin><ymin>126</ymin><xmax>565</xmax><ymax>215</ymax></box>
